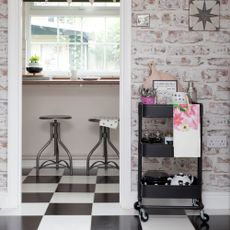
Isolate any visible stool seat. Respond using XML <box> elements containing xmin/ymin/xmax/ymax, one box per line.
<box><xmin>88</xmin><ymin>118</ymin><xmax>100</xmax><ymax>123</ymax></box>
<box><xmin>40</xmin><ymin>115</ymin><xmax>72</xmax><ymax>120</ymax></box>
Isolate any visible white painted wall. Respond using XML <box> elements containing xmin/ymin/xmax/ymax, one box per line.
<box><xmin>22</xmin><ymin>85</ymin><xmax>119</xmax><ymax>161</ymax></box>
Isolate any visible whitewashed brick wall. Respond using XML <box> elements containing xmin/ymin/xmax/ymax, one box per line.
<box><xmin>0</xmin><ymin>0</ymin><xmax>7</xmax><ymax>192</ymax></box>
<box><xmin>131</xmin><ymin>0</ymin><xmax>230</xmax><ymax>191</ymax></box>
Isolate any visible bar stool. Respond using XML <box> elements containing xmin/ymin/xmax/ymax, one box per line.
<box><xmin>36</xmin><ymin>115</ymin><xmax>73</xmax><ymax>175</ymax></box>
<box><xmin>86</xmin><ymin>118</ymin><xmax>119</xmax><ymax>174</ymax></box>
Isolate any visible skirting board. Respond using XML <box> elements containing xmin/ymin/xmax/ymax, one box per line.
<box><xmin>22</xmin><ymin>159</ymin><xmax>119</xmax><ymax>168</ymax></box>
<box><xmin>0</xmin><ymin>192</ymin><xmax>18</xmax><ymax>209</ymax></box>
<box><xmin>126</xmin><ymin>191</ymin><xmax>230</xmax><ymax>210</ymax></box>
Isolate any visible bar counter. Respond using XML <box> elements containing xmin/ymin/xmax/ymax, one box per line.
<box><xmin>22</xmin><ymin>77</ymin><xmax>120</xmax><ymax>85</ymax></box>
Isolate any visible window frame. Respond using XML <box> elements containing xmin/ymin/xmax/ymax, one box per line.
<box><xmin>24</xmin><ymin>2</ymin><xmax>120</xmax><ymax>76</ymax></box>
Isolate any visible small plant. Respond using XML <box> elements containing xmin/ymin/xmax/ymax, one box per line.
<box><xmin>29</xmin><ymin>54</ymin><xmax>40</xmax><ymax>63</ymax></box>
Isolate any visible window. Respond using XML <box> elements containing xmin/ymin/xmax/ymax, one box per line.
<box><xmin>25</xmin><ymin>3</ymin><xmax>120</xmax><ymax>75</ymax></box>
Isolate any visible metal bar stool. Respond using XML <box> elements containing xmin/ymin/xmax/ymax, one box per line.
<box><xmin>86</xmin><ymin>118</ymin><xmax>119</xmax><ymax>174</ymax></box>
<box><xmin>36</xmin><ymin>115</ymin><xmax>73</xmax><ymax>175</ymax></box>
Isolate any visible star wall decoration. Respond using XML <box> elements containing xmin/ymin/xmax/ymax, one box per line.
<box><xmin>189</xmin><ymin>0</ymin><xmax>220</xmax><ymax>31</ymax></box>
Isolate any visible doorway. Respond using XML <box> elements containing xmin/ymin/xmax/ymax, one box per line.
<box><xmin>21</xmin><ymin>1</ymin><xmax>120</xmax><ymax>218</ymax></box>
<box><xmin>6</xmin><ymin>0</ymin><xmax>132</xmax><ymax>210</ymax></box>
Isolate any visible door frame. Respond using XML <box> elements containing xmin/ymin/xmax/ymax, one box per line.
<box><xmin>5</xmin><ymin>0</ymin><xmax>133</xmax><ymax>209</ymax></box>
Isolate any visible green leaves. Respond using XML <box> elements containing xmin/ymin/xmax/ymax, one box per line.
<box><xmin>173</xmin><ymin>104</ymin><xmax>188</xmax><ymax>112</ymax></box>
<box><xmin>29</xmin><ymin>54</ymin><xmax>40</xmax><ymax>63</ymax></box>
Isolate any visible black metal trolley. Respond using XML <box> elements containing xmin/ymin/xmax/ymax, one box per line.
<box><xmin>134</xmin><ymin>103</ymin><xmax>209</xmax><ymax>222</ymax></box>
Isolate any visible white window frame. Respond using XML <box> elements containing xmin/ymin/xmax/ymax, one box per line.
<box><xmin>24</xmin><ymin>2</ymin><xmax>120</xmax><ymax>77</ymax></box>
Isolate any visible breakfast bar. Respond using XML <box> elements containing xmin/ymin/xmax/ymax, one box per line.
<box><xmin>22</xmin><ymin>78</ymin><xmax>120</xmax><ymax>85</ymax></box>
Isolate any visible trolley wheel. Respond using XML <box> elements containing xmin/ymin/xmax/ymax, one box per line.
<box><xmin>134</xmin><ymin>202</ymin><xmax>141</xmax><ymax>211</ymax></box>
<box><xmin>200</xmin><ymin>210</ymin><xmax>209</xmax><ymax>222</ymax></box>
<box><xmin>139</xmin><ymin>208</ymin><xmax>149</xmax><ymax>222</ymax></box>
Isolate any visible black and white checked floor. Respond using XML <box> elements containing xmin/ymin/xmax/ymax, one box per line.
<box><xmin>0</xmin><ymin>167</ymin><xmax>229</xmax><ymax>230</ymax></box>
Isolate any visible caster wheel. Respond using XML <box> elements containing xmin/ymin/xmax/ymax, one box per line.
<box><xmin>140</xmin><ymin>208</ymin><xmax>149</xmax><ymax>222</ymax></box>
<box><xmin>134</xmin><ymin>202</ymin><xmax>141</xmax><ymax>211</ymax></box>
<box><xmin>200</xmin><ymin>212</ymin><xmax>209</xmax><ymax>222</ymax></box>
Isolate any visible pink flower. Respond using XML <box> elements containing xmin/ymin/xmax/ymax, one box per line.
<box><xmin>174</xmin><ymin>108</ymin><xmax>184</xmax><ymax>128</ymax></box>
<box><xmin>186</xmin><ymin>105</ymin><xmax>197</xmax><ymax>117</ymax></box>
<box><xmin>187</xmin><ymin>116</ymin><xmax>199</xmax><ymax>130</ymax></box>
<box><xmin>185</xmin><ymin>105</ymin><xmax>200</xmax><ymax>129</ymax></box>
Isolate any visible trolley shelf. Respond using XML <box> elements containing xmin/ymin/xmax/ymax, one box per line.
<box><xmin>141</xmin><ymin>143</ymin><xmax>174</xmax><ymax>157</ymax></box>
<box><xmin>140</xmin><ymin>104</ymin><xmax>173</xmax><ymax>118</ymax></box>
<box><xmin>142</xmin><ymin>184</ymin><xmax>201</xmax><ymax>199</ymax></box>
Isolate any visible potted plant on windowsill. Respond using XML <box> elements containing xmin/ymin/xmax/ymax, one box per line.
<box><xmin>26</xmin><ymin>54</ymin><xmax>43</xmax><ymax>75</ymax></box>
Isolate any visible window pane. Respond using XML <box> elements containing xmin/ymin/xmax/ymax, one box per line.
<box><xmin>31</xmin><ymin>44</ymin><xmax>58</xmax><ymax>70</ymax></box>
<box><xmin>86</xmin><ymin>44</ymin><xmax>104</xmax><ymax>71</ymax></box>
<box><xmin>31</xmin><ymin>17</ymin><xmax>58</xmax><ymax>42</ymax></box>
<box><xmin>34</xmin><ymin>3</ymin><xmax>68</xmax><ymax>7</ymax></box>
<box><xmin>58</xmin><ymin>16</ymin><xmax>81</xmax><ymax>43</ymax></box>
<box><xmin>69</xmin><ymin>44</ymin><xmax>81</xmax><ymax>70</ymax></box>
<box><xmin>83</xmin><ymin>18</ymin><xmax>105</xmax><ymax>43</ymax></box>
<box><xmin>58</xmin><ymin>44</ymin><xmax>71</xmax><ymax>70</ymax></box>
<box><xmin>106</xmin><ymin>17</ymin><xmax>120</xmax><ymax>43</ymax></box>
<box><xmin>105</xmin><ymin>45</ymin><xmax>120</xmax><ymax>71</ymax></box>
<box><xmin>29</xmin><ymin>14</ymin><xmax>120</xmax><ymax>74</ymax></box>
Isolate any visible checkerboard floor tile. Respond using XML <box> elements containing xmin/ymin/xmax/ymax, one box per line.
<box><xmin>23</xmin><ymin>176</ymin><xmax>61</xmax><ymax>184</ymax></box>
<box><xmin>94</xmin><ymin>193</ymin><xmax>119</xmax><ymax>203</ymax></box>
<box><xmin>38</xmin><ymin>216</ymin><xmax>92</xmax><ymax>230</ymax></box>
<box><xmin>96</xmin><ymin>176</ymin><xmax>119</xmax><ymax>184</ymax></box>
<box><xmin>56</xmin><ymin>183</ymin><xmax>96</xmax><ymax>193</ymax></box>
<box><xmin>0</xmin><ymin>167</ymin><xmax>228</xmax><ymax>230</ymax></box>
<box><xmin>91</xmin><ymin>216</ymin><xmax>142</xmax><ymax>230</ymax></box>
<box><xmin>60</xmin><ymin>175</ymin><xmax>97</xmax><ymax>184</ymax></box>
<box><xmin>45</xmin><ymin>203</ymin><xmax>92</xmax><ymax>215</ymax></box>
<box><xmin>22</xmin><ymin>193</ymin><xmax>53</xmax><ymax>203</ymax></box>
<box><xmin>51</xmin><ymin>192</ymin><xmax>94</xmax><ymax>203</ymax></box>
<box><xmin>0</xmin><ymin>216</ymin><xmax>42</xmax><ymax>230</ymax></box>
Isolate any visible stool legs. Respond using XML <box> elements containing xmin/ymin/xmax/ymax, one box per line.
<box><xmin>57</xmin><ymin>123</ymin><xmax>73</xmax><ymax>175</ymax></box>
<box><xmin>86</xmin><ymin>126</ymin><xmax>119</xmax><ymax>174</ymax></box>
<box><xmin>86</xmin><ymin>127</ymin><xmax>103</xmax><ymax>172</ymax></box>
<box><xmin>107</xmin><ymin>128</ymin><xmax>119</xmax><ymax>158</ymax></box>
<box><xmin>36</xmin><ymin>120</ymin><xmax>73</xmax><ymax>176</ymax></box>
<box><xmin>54</xmin><ymin>121</ymin><xmax>59</xmax><ymax>170</ymax></box>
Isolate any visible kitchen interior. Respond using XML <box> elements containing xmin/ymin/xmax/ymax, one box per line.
<box><xmin>22</xmin><ymin>0</ymin><xmax>120</xmax><ymax>166</ymax></box>
<box><xmin>21</xmin><ymin>0</ymin><xmax>121</xmax><ymax>218</ymax></box>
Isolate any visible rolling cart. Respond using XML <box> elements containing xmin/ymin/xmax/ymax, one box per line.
<box><xmin>134</xmin><ymin>103</ymin><xmax>209</xmax><ymax>223</ymax></box>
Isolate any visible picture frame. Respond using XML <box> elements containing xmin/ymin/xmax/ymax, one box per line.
<box><xmin>136</xmin><ymin>14</ymin><xmax>150</xmax><ymax>27</ymax></box>
<box><xmin>153</xmin><ymin>80</ymin><xmax>178</xmax><ymax>104</ymax></box>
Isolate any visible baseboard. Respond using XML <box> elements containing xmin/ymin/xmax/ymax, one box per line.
<box><xmin>0</xmin><ymin>192</ymin><xmax>16</xmax><ymax>209</ymax></box>
<box><xmin>127</xmin><ymin>191</ymin><xmax>230</xmax><ymax>210</ymax></box>
<box><xmin>202</xmin><ymin>191</ymin><xmax>230</xmax><ymax>210</ymax></box>
<box><xmin>0</xmin><ymin>192</ymin><xmax>7</xmax><ymax>209</ymax></box>
<box><xmin>22</xmin><ymin>159</ymin><xmax>119</xmax><ymax>169</ymax></box>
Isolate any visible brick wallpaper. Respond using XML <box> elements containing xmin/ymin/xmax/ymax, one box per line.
<box><xmin>131</xmin><ymin>0</ymin><xmax>230</xmax><ymax>191</ymax></box>
<box><xmin>0</xmin><ymin>0</ymin><xmax>7</xmax><ymax>192</ymax></box>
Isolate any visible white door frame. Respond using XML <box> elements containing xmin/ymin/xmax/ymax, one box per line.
<box><xmin>3</xmin><ymin>0</ymin><xmax>133</xmax><ymax>209</ymax></box>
